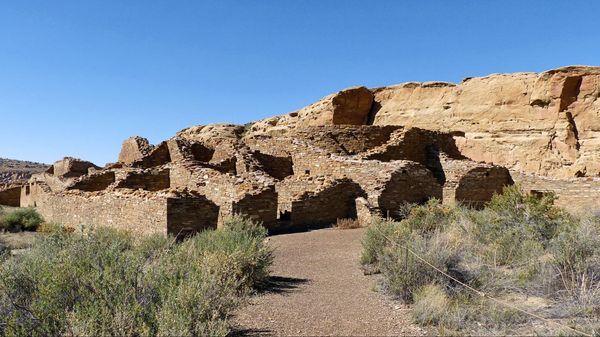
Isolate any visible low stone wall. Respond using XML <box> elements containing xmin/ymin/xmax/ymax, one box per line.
<box><xmin>512</xmin><ymin>171</ymin><xmax>600</xmax><ymax>212</ymax></box>
<box><xmin>288</xmin><ymin>180</ymin><xmax>365</xmax><ymax>228</ymax></box>
<box><xmin>34</xmin><ymin>191</ymin><xmax>169</xmax><ymax>235</ymax></box>
<box><xmin>0</xmin><ymin>186</ymin><xmax>21</xmax><ymax>207</ymax></box>
<box><xmin>22</xmin><ymin>181</ymin><xmax>219</xmax><ymax>236</ymax></box>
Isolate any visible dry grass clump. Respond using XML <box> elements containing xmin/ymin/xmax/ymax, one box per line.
<box><xmin>361</xmin><ymin>186</ymin><xmax>600</xmax><ymax>335</ymax></box>
<box><xmin>412</xmin><ymin>284</ymin><xmax>449</xmax><ymax>325</ymax></box>
<box><xmin>334</xmin><ymin>218</ymin><xmax>361</xmax><ymax>230</ymax></box>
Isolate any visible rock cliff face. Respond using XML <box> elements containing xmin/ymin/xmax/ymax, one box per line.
<box><xmin>250</xmin><ymin>66</ymin><xmax>600</xmax><ymax>179</ymax></box>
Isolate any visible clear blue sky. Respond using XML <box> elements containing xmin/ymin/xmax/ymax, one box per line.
<box><xmin>1</xmin><ymin>1</ymin><xmax>599</xmax><ymax>165</ymax></box>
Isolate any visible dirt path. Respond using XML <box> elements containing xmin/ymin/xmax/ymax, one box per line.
<box><xmin>232</xmin><ymin>228</ymin><xmax>424</xmax><ymax>336</ymax></box>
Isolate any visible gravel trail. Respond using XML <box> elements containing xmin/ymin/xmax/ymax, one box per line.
<box><xmin>232</xmin><ymin>227</ymin><xmax>423</xmax><ymax>336</ymax></box>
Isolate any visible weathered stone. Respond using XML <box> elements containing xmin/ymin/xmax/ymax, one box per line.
<box><xmin>53</xmin><ymin>157</ymin><xmax>98</xmax><ymax>178</ymax></box>
<box><xmin>294</xmin><ymin>87</ymin><xmax>374</xmax><ymax>126</ymax></box>
<box><xmin>118</xmin><ymin>136</ymin><xmax>153</xmax><ymax>165</ymax></box>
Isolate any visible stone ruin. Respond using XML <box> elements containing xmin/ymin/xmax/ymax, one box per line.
<box><xmin>13</xmin><ymin>65</ymin><xmax>600</xmax><ymax>236</ymax></box>
<box><xmin>17</xmin><ymin>122</ymin><xmax>513</xmax><ymax>236</ymax></box>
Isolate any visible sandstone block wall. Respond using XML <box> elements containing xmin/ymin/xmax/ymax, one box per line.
<box><xmin>286</xmin><ymin>180</ymin><xmax>366</xmax><ymax>229</ymax></box>
<box><xmin>0</xmin><ymin>186</ymin><xmax>21</xmax><ymax>207</ymax></box>
<box><xmin>512</xmin><ymin>171</ymin><xmax>600</xmax><ymax>212</ymax></box>
<box><xmin>33</xmin><ymin>190</ymin><xmax>169</xmax><ymax>236</ymax></box>
<box><xmin>52</xmin><ymin>157</ymin><xmax>98</xmax><ymax>178</ymax></box>
<box><xmin>118</xmin><ymin>137</ymin><xmax>154</xmax><ymax>165</ymax></box>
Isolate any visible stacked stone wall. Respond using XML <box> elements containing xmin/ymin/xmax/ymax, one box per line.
<box><xmin>0</xmin><ymin>186</ymin><xmax>21</xmax><ymax>207</ymax></box>
<box><xmin>512</xmin><ymin>171</ymin><xmax>600</xmax><ymax>212</ymax></box>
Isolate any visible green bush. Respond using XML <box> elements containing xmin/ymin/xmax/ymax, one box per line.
<box><xmin>363</xmin><ymin>186</ymin><xmax>600</xmax><ymax>334</ymax></box>
<box><xmin>0</xmin><ymin>208</ymin><xmax>44</xmax><ymax>232</ymax></box>
<box><xmin>360</xmin><ymin>217</ymin><xmax>402</xmax><ymax>266</ymax></box>
<box><xmin>380</xmin><ymin>229</ymin><xmax>465</xmax><ymax>302</ymax></box>
<box><xmin>0</xmin><ymin>216</ymin><xmax>272</xmax><ymax>337</ymax></box>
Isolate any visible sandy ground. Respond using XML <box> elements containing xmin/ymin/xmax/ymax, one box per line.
<box><xmin>232</xmin><ymin>227</ymin><xmax>424</xmax><ymax>336</ymax></box>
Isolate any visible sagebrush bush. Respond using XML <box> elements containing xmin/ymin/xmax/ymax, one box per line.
<box><xmin>0</xmin><ymin>216</ymin><xmax>272</xmax><ymax>337</ymax></box>
<box><xmin>363</xmin><ymin>187</ymin><xmax>600</xmax><ymax>334</ymax></box>
<box><xmin>548</xmin><ymin>215</ymin><xmax>600</xmax><ymax>306</ymax></box>
<box><xmin>380</xmin><ymin>229</ymin><xmax>465</xmax><ymax>302</ymax></box>
<box><xmin>0</xmin><ymin>208</ymin><xmax>43</xmax><ymax>232</ymax></box>
<box><xmin>360</xmin><ymin>217</ymin><xmax>402</xmax><ymax>266</ymax></box>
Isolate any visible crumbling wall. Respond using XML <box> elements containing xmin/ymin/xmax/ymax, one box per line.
<box><xmin>0</xmin><ymin>186</ymin><xmax>21</xmax><ymax>207</ymax></box>
<box><xmin>53</xmin><ymin>157</ymin><xmax>98</xmax><ymax>178</ymax></box>
<box><xmin>292</xmin><ymin>152</ymin><xmax>442</xmax><ymax>218</ymax></box>
<box><xmin>115</xmin><ymin>169</ymin><xmax>170</xmax><ymax>191</ymax></box>
<box><xmin>455</xmin><ymin>167</ymin><xmax>514</xmax><ymax>208</ymax></box>
<box><xmin>252</xmin><ymin>152</ymin><xmax>293</xmax><ymax>180</ymax></box>
<box><xmin>118</xmin><ymin>137</ymin><xmax>154</xmax><ymax>165</ymax></box>
<box><xmin>166</xmin><ymin>138</ymin><xmax>215</xmax><ymax>163</ymax></box>
<box><xmin>131</xmin><ymin>142</ymin><xmax>171</xmax><ymax>168</ymax></box>
<box><xmin>166</xmin><ymin>196</ymin><xmax>219</xmax><ymax>237</ymax></box>
<box><xmin>33</xmin><ymin>190</ymin><xmax>169</xmax><ymax>235</ymax></box>
<box><xmin>287</xmin><ymin>180</ymin><xmax>366</xmax><ymax>229</ymax></box>
<box><xmin>230</xmin><ymin>187</ymin><xmax>278</xmax><ymax>229</ymax></box>
<box><xmin>512</xmin><ymin>171</ymin><xmax>600</xmax><ymax>212</ymax></box>
<box><xmin>68</xmin><ymin>171</ymin><xmax>116</xmax><ymax>192</ymax></box>
<box><xmin>439</xmin><ymin>157</ymin><xmax>513</xmax><ymax>208</ymax></box>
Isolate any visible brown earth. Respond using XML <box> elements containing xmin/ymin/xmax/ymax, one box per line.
<box><xmin>232</xmin><ymin>228</ymin><xmax>424</xmax><ymax>336</ymax></box>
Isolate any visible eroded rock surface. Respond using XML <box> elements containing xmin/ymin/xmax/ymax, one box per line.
<box><xmin>249</xmin><ymin>66</ymin><xmax>600</xmax><ymax>179</ymax></box>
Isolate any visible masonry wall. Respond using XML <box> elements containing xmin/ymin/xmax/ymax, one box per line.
<box><xmin>231</xmin><ymin>187</ymin><xmax>278</xmax><ymax>229</ymax></box>
<box><xmin>455</xmin><ymin>167</ymin><xmax>513</xmax><ymax>208</ymax></box>
<box><xmin>292</xmin><ymin>152</ymin><xmax>442</xmax><ymax>215</ymax></box>
<box><xmin>132</xmin><ymin>142</ymin><xmax>171</xmax><ymax>168</ymax></box>
<box><xmin>116</xmin><ymin>169</ymin><xmax>170</xmax><ymax>191</ymax></box>
<box><xmin>440</xmin><ymin>158</ymin><xmax>514</xmax><ymax>208</ymax></box>
<box><xmin>34</xmin><ymin>191</ymin><xmax>169</xmax><ymax>236</ymax></box>
<box><xmin>69</xmin><ymin>171</ymin><xmax>116</xmax><ymax>192</ymax></box>
<box><xmin>289</xmin><ymin>181</ymin><xmax>365</xmax><ymax>228</ymax></box>
<box><xmin>166</xmin><ymin>196</ymin><xmax>219</xmax><ymax>236</ymax></box>
<box><xmin>512</xmin><ymin>171</ymin><xmax>600</xmax><ymax>212</ymax></box>
<box><xmin>0</xmin><ymin>186</ymin><xmax>21</xmax><ymax>207</ymax></box>
<box><xmin>252</xmin><ymin>152</ymin><xmax>294</xmax><ymax>180</ymax></box>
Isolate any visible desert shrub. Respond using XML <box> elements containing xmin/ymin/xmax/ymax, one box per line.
<box><xmin>412</xmin><ymin>284</ymin><xmax>449</xmax><ymax>325</ymax></box>
<box><xmin>360</xmin><ymin>217</ymin><xmax>402</xmax><ymax>266</ymax></box>
<box><xmin>380</xmin><ymin>229</ymin><xmax>465</xmax><ymax>302</ymax></box>
<box><xmin>334</xmin><ymin>218</ymin><xmax>361</xmax><ymax>229</ymax></box>
<box><xmin>0</xmin><ymin>239</ymin><xmax>6</xmax><ymax>256</ymax></box>
<box><xmin>465</xmin><ymin>185</ymin><xmax>572</xmax><ymax>266</ymax></box>
<box><xmin>402</xmin><ymin>199</ymin><xmax>454</xmax><ymax>234</ymax></box>
<box><xmin>548</xmin><ymin>215</ymin><xmax>600</xmax><ymax>306</ymax></box>
<box><xmin>0</xmin><ymin>208</ymin><xmax>43</xmax><ymax>232</ymax></box>
<box><xmin>363</xmin><ymin>186</ymin><xmax>600</xmax><ymax>334</ymax></box>
<box><xmin>0</xmin><ymin>216</ymin><xmax>272</xmax><ymax>337</ymax></box>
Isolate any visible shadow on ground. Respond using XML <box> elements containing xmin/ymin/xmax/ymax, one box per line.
<box><xmin>229</xmin><ymin>327</ymin><xmax>273</xmax><ymax>337</ymax></box>
<box><xmin>258</xmin><ymin>275</ymin><xmax>310</xmax><ymax>294</ymax></box>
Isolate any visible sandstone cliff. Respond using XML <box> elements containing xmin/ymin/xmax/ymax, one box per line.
<box><xmin>248</xmin><ymin>66</ymin><xmax>600</xmax><ymax>179</ymax></box>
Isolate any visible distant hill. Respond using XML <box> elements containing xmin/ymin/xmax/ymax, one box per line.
<box><xmin>0</xmin><ymin>158</ymin><xmax>48</xmax><ymax>188</ymax></box>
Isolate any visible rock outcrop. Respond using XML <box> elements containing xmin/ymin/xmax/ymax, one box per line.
<box><xmin>249</xmin><ymin>66</ymin><xmax>600</xmax><ymax>179</ymax></box>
